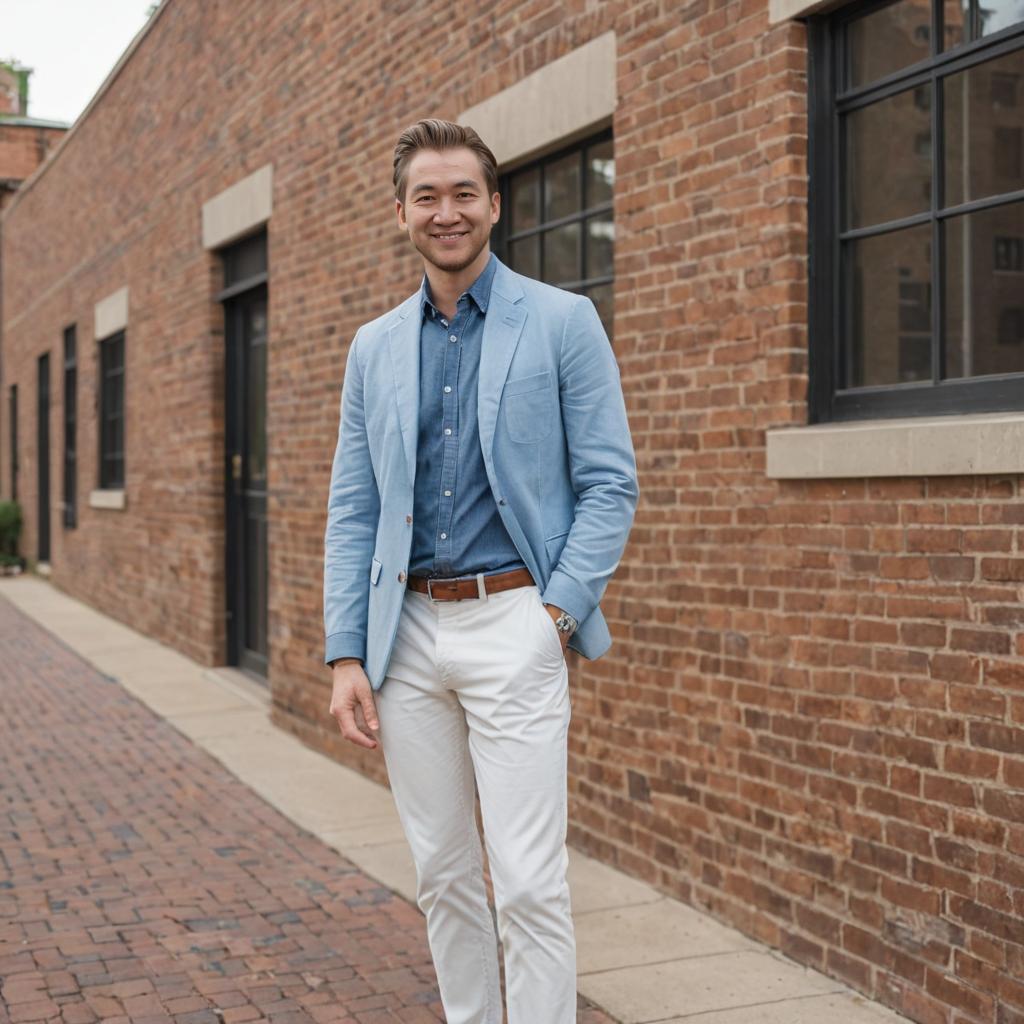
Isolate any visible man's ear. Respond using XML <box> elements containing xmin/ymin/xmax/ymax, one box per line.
<box><xmin>490</xmin><ymin>190</ymin><xmax>500</xmax><ymax>226</ymax></box>
<box><xmin>396</xmin><ymin>197</ymin><xmax>407</xmax><ymax>230</ymax></box>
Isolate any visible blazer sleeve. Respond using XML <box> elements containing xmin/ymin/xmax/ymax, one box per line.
<box><xmin>323</xmin><ymin>330</ymin><xmax>381</xmax><ymax>665</ymax></box>
<box><xmin>540</xmin><ymin>295</ymin><xmax>639</xmax><ymax>624</ymax></box>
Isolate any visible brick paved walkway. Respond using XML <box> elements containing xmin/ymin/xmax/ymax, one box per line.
<box><xmin>0</xmin><ymin>598</ymin><xmax>615</xmax><ymax>1024</ymax></box>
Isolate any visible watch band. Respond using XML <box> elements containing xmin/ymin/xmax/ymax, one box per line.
<box><xmin>554</xmin><ymin>611</ymin><xmax>578</xmax><ymax>635</ymax></box>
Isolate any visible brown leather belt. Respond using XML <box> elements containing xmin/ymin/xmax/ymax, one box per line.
<box><xmin>408</xmin><ymin>567</ymin><xmax>535</xmax><ymax>601</ymax></box>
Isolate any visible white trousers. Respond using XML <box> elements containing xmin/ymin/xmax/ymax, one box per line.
<box><xmin>375</xmin><ymin>583</ymin><xmax>576</xmax><ymax>1024</ymax></box>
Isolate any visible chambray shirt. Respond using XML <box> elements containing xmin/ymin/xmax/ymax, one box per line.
<box><xmin>409</xmin><ymin>254</ymin><xmax>526</xmax><ymax>579</ymax></box>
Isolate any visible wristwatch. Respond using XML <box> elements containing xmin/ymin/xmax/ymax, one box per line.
<box><xmin>554</xmin><ymin>610</ymin><xmax>578</xmax><ymax>636</ymax></box>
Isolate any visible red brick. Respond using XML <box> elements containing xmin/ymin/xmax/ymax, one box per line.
<box><xmin>980</xmin><ymin>558</ymin><xmax>1024</xmax><ymax>582</ymax></box>
<box><xmin>950</xmin><ymin>628</ymin><xmax>1011</xmax><ymax>655</ymax></box>
<box><xmin>969</xmin><ymin>721</ymin><xmax>1024</xmax><ymax>755</ymax></box>
<box><xmin>944</xmin><ymin>746</ymin><xmax>1000</xmax><ymax>779</ymax></box>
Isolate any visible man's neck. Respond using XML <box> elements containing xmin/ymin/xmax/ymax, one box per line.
<box><xmin>424</xmin><ymin>248</ymin><xmax>491</xmax><ymax>320</ymax></box>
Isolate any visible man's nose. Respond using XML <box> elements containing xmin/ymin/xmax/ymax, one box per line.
<box><xmin>432</xmin><ymin>198</ymin><xmax>461</xmax><ymax>223</ymax></box>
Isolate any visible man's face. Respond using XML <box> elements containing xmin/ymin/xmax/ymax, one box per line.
<box><xmin>396</xmin><ymin>147</ymin><xmax>500</xmax><ymax>275</ymax></box>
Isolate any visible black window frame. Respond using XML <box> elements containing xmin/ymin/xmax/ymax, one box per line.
<box><xmin>63</xmin><ymin>325</ymin><xmax>77</xmax><ymax>528</ymax></box>
<box><xmin>9</xmin><ymin>384</ymin><xmax>17</xmax><ymax>503</ymax></box>
<box><xmin>808</xmin><ymin>1</ymin><xmax>1024</xmax><ymax>423</ymax></box>
<box><xmin>495</xmin><ymin>127</ymin><xmax>615</xmax><ymax>335</ymax></box>
<box><xmin>97</xmin><ymin>330</ymin><xmax>125</xmax><ymax>490</ymax></box>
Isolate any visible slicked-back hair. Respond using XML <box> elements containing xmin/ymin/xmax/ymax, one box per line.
<box><xmin>393</xmin><ymin>119</ymin><xmax>499</xmax><ymax>202</ymax></box>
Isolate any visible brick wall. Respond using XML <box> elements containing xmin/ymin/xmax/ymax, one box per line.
<box><xmin>0</xmin><ymin>123</ymin><xmax>66</xmax><ymax>210</ymax></box>
<box><xmin>1</xmin><ymin>2</ymin><xmax>1022</xmax><ymax>1023</ymax></box>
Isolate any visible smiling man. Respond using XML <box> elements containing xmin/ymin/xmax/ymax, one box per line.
<box><xmin>323</xmin><ymin>118</ymin><xmax>638</xmax><ymax>1024</ymax></box>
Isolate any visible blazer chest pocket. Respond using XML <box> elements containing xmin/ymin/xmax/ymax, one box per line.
<box><xmin>503</xmin><ymin>371</ymin><xmax>554</xmax><ymax>444</ymax></box>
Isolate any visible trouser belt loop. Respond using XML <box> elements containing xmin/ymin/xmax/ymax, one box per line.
<box><xmin>476</xmin><ymin>572</ymin><xmax>488</xmax><ymax>601</ymax></box>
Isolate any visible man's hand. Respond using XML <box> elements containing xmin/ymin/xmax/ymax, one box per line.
<box><xmin>329</xmin><ymin>659</ymin><xmax>380</xmax><ymax>750</ymax></box>
<box><xmin>543</xmin><ymin>604</ymin><xmax>571</xmax><ymax>654</ymax></box>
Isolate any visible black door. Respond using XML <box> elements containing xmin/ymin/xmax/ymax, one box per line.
<box><xmin>225</xmin><ymin>285</ymin><xmax>268</xmax><ymax>678</ymax></box>
<box><xmin>37</xmin><ymin>354</ymin><xmax>50</xmax><ymax>563</ymax></box>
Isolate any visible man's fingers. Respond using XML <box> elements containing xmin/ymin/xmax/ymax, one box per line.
<box><xmin>333</xmin><ymin>699</ymin><xmax>377</xmax><ymax>750</ymax></box>
<box><xmin>360</xmin><ymin>691</ymin><xmax>379</xmax><ymax>731</ymax></box>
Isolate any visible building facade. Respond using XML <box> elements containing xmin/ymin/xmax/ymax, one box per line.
<box><xmin>0</xmin><ymin>61</ymin><xmax>68</xmax><ymax>212</ymax></box>
<box><xmin>1</xmin><ymin>2</ymin><xmax>1023</xmax><ymax>1023</ymax></box>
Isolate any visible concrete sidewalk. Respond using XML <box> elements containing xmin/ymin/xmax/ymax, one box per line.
<box><xmin>0</xmin><ymin>576</ymin><xmax>907</xmax><ymax>1024</ymax></box>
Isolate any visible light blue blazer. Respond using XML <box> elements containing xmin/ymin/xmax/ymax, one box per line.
<box><xmin>324</xmin><ymin>258</ymin><xmax>639</xmax><ymax>691</ymax></box>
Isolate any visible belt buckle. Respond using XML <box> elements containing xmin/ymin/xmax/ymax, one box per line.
<box><xmin>425</xmin><ymin>573</ymin><xmax>487</xmax><ymax>602</ymax></box>
<box><xmin>426</xmin><ymin>577</ymin><xmax>457</xmax><ymax>602</ymax></box>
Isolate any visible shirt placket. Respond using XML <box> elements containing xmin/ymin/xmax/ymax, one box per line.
<box><xmin>434</xmin><ymin>299</ymin><xmax>468</xmax><ymax>575</ymax></box>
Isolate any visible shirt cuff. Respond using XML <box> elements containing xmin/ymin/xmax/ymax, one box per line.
<box><xmin>325</xmin><ymin>631</ymin><xmax>366</xmax><ymax>666</ymax></box>
<box><xmin>540</xmin><ymin>571</ymin><xmax>590</xmax><ymax>627</ymax></box>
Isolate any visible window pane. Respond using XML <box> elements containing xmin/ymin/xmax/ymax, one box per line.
<box><xmin>585</xmin><ymin>138</ymin><xmax>614</xmax><ymax>208</ymax></box>
<box><xmin>544</xmin><ymin>152</ymin><xmax>581</xmax><ymax>222</ymax></box>
<box><xmin>246</xmin><ymin>306</ymin><xmax>267</xmax><ymax>488</ymax></box>
<box><xmin>102</xmin><ymin>406</ymin><xmax>116</xmax><ymax>463</ymax></box>
<box><xmin>944</xmin><ymin>48</ymin><xmax>1024</xmax><ymax>206</ymax></box>
<box><xmin>107</xmin><ymin>372</ymin><xmax>123</xmax><ymax>416</ymax></box>
<box><xmin>585</xmin><ymin>215</ymin><xmax>614</xmax><ymax>280</ymax></box>
<box><xmin>224</xmin><ymin>232</ymin><xmax>267</xmax><ymax>286</ymax></box>
<box><xmin>509</xmin><ymin>235</ymin><xmax>540</xmax><ymax>279</ymax></box>
<box><xmin>510</xmin><ymin>166</ymin><xmax>540</xmax><ymax>233</ymax></box>
<box><xmin>845</xmin><ymin>223</ymin><xmax>933</xmax><ymax>386</ymax></box>
<box><xmin>944</xmin><ymin>200</ymin><xmax>1024</xmax><ymax>378</ymax></box>
<box><xmin>944</xmin><ymin>0</ymin><xmax>1024</xmax><ymax>49</ymax></box>
<box><xmin>846</xmin><ymin>0</ymin><xmax>932</xmax><ymax>89</ymax></box>
<box><xmin>543</xmin><ymin>222</ymin><xmax>581</xmax><ymax>285</ymax></box>
<box><xmin>845</xmin><ymin>88</ymin><xmax>931</xmax><ymax>228</ymax></box>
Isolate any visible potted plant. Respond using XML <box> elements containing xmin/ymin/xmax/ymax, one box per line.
<box><xmin>0</xmin><ymin>501</ymin><xmax>24</xmax><ymax>575</ymax></box>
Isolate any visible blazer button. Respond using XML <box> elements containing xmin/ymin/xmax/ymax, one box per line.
<box><xmin>405</xmin><ymin>514</ymin><xmax>412</xmax><ymax>524</ymax></box>
<box><xmin>398</xmin><ymin>571</ymin><xmax>407</xmax><ymax>583</ymax></box>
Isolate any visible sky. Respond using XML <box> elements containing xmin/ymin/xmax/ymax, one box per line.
<box><xmin>4</xmin><ymin>0</ymin><xmax>155</xmax><ymax>124</ymax></box>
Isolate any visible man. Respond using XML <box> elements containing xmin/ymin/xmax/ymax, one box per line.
<box><xmin>323</xmin><ymin>118</ymin><xmax>637</xmax><ymax>1024</ymax></box>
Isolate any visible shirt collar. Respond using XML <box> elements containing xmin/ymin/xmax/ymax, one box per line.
<box><xmin>421</xmin><ymin>252</ymin><xmax>497</xmax><ymax>320</ymax></box>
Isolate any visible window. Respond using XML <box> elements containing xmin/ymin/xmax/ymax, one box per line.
<box><xmin>9</xmin><ymin>384</ymin><xmax>17</xmax><ymax>502</ymax></box>
<box><xmin>808</xmin><ymin>1</ymin><xmax>1024</xmax><ymax>421</ymax></box>
<box><xmin>63</xmin><ymin>326</ymin><xmax>76</xmax><ymax>528</ymax></box>
<box><xmin>497</xmin><ymin>130</ymin><xmax>614</xmax><ymax>337</ymax></box>
<box><xmin>98</xmin><ymin>331</ymin><xmax>124</xmax><ymax>489</ymax></box>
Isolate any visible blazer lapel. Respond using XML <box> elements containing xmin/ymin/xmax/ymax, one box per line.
<box><xmin>478</xmin><ymin>263</ymin><xmax>527</xmax><ymax>464</ymax></box>
<box><xmin>387</xmin><ymin>296</ymin><xmax>421</xmax><ymax>486</ymax></box>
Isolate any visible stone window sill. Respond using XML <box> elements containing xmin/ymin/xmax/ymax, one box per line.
<box><xmin>89</xmin><ymin>489</ymin><xmax>126</xmax><ymax>510</ymax></box>
<box><xmin>765</xmin><ymin>411</ymin><xmax>1024</xmax><ymax>479</ymax></box>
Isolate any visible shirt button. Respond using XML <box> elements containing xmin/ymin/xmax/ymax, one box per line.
<box><xmin>444</xmin><ymin>490</ymin><xmax>452</xmax><ymax>497</ymax></box>
<box><xmin>444</xmin><ymin>386</ymin><xmax>452</xmax><ymax>393</ymax></box>
<box><xmin>444</xmin><ymin>428</ymin><xmax>452</xmax><ymax>435</ymax></box>
<box><xmin>405</xmin><ymin>514</ymin><xmax>412</xmax><ymax>524</ymax></box>
<box><xmin>398</xmin><ymin>570</ymin><xmax>407</xmax><ymax>583</ymax></box>
<box><xmin>440</xmin><ymin>532</ymin><xmax>447</xmax><ymax>540</ymax></box>
<box><xmin>449</xmin><ymin>335</ymin><xmax>457</xmax><ymax>342</ymax></box>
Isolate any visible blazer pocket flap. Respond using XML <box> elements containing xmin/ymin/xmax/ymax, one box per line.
<box><xmin>370</xmin><ymin>558</ymin><xmax>382</xmax><ymax>585</ymax></box>
<box><xmin>503</xmin><ymin>370</ymin><xmax>551</xmax><ymax>398</ymax></box>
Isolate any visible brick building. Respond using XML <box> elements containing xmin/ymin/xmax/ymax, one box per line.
<box><xmin>0</xmin><ymin>61</ymin><xmax>68</xmax><ymax>212</ymax></box>
<box><xmin>2</xmin><ymin>2</ymin><xmax>1023</xmax><ymax>1022</ymax></box>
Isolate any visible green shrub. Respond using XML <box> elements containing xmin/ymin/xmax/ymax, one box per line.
<box><xmin>0</xmin><ymin>501</ymin><xmax>22</xmax><ymax>558</ymax></box>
